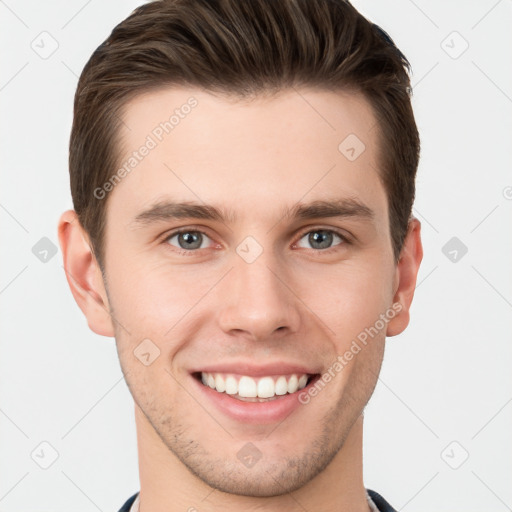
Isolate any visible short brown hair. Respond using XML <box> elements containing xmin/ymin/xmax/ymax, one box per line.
<box><xmin>69</xmin><ymin>0</ymin><xmax>420</xmax><ymax>270</ymax></box>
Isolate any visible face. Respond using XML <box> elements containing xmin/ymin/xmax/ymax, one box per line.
<box><xmin>88</xmin><ymin>87</ymin><xmax>406</xmax><ymax>496</ymax></box>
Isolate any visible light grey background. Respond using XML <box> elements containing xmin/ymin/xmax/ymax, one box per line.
<box><xmin>1</xmin><ymin>1</ymin><xmax>511</xmax><ymax>511</ymax></box>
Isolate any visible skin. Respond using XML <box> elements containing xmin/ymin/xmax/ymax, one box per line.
<box><xmin>58</xmin><ymin>86</ymin><xmax>422</xmax><ymax>512</ymax></box>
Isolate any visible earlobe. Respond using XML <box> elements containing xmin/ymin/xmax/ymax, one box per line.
<box><xmin>57</xmin><ymin>210</ymin><xmax>115</xmax><ymax>337</ymax></box>
<box><xmin>386</xmin><ymin>218</ymin><xmax>423</xmax><ymax>337</ymax></box>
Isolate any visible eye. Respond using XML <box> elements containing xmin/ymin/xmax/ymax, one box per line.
<box><xmin>162</xmin><ymin>227</ymin><xmax>349</xmax><ymax>255</ymax></box>
<box><xmin>165</xmin><ymin>229</ymin><xmax>214</xmax><ymax>251</ymax></box>
<box><xmin>295</xmin><ymin>229</ymin><xmax>347</xmax><ymax>251</ymax></box>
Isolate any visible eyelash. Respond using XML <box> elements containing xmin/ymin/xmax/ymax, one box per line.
<box><xmin>161</xmin><ymin>226</ymin><xmax>352</xmax><ymax>256</ymax></box>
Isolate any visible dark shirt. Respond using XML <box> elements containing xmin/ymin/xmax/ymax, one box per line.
<box><xmin>118</xmin><ymin>489</ymin><xmax>397</xmax><ymax>511</ymax></box>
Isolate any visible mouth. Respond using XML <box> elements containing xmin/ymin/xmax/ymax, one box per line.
<box><xmin>189</xmin><ymin>362</ymin><xmax>323</xmax><ymax>423</ymax></box>
<box><xmin>192</xmin><ymin>371</ymin><xmax>319</xmax><ymax>402</ymax></box>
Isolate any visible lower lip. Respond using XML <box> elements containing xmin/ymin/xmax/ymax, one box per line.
<box><xmin>191</xmin><ymin>374</ymin><xmax>318</xmax><ymax>424</ymax></box>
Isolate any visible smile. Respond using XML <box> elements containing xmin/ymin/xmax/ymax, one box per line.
<box><xmin>199</xmin><ymin>372</ymin><xmax>311</xmax><ymax>401</ymax></box>
<box><xmin>190</xmin><ymin>366</ymin><xmax>322</xmax><ymax>423</ymax></box>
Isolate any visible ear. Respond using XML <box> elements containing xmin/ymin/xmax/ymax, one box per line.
<box><xmin>57</xmin><ymin>210</ymin><xmax>115</xmax><ymax>337</ymax></box>
<box><xmin>386</xmin><ymin>217</ymin><xmax>423</xmax><ymax>337</ymax></box>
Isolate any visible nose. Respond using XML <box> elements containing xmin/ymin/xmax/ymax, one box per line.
<box><xmin>217</xmin><ymin>248</ymin><xmax>301</xmax><ymax>342</ymax></box>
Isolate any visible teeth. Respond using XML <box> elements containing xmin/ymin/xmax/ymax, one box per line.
<box><xmin>238</xmin><ymin>376</ymin><xmax>257</xmax><ymax>397</ymax></box>
<box><xmin>257</xmin><ymin>377</ymin><xmax>275</xmax><ymax>398</ymax></box>
<box><xmin>275</xmin><ymin>376</ymin><xmax>288</xmax><ymax>395</ymax></box>
<box><xmin>215</xmin><ymin>373</ymin><xmax>226</xmax><ymax>393</ymax></box>
<box><xmin>288</xmin><ymin>374</ymin><xmax>299</xmax><ymax>393</ymax></box>
<box><xmin>225</xmin><ymin>375</ymin><xmax>238</xmax><ymax>395</ymax></box>
<box><xmin>298</xmin><ymin>374</ymin><xmax>308</xmax><ymax>389</ymax></box>
<box><xmin>199</xmin><ymin>372</ymin><xmax>310</xmax><ymax>399</ymax></box>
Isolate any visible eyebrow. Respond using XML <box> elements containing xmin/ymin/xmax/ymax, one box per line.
<box><xmin>130</xmin><ymin>198</ymin><xmax>374</xmax><ymax>228</ymax></box>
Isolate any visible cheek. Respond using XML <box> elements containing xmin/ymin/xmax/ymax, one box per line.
<box><xmin>107</xmin><ymin>256</ymin><xmax>205</xmax><ymax>332</ymax></box>
<box><xmin>301</xmin><ymin>261</ymin><xmax>394</xmax><ymax>340</ymax></box>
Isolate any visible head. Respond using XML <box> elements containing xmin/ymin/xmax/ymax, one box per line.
<box><xmin>59</xmin><ymin>0</ymin><xmax>422</xmax><ymax>498</ymax></box>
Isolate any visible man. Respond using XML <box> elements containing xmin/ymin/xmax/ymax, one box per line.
<box><xmin>58</xmin><ymin>1</ymin><xmax>423</xmax><ymax>510</ymax></box>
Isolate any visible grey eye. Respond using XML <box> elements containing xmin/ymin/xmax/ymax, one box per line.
<box><xmin>167</xmin><ymin>231</ymin><xmax>210</xmax><ymax>250</ymax></box>
<box><xmin>296</xmin><ymin>230</ymin><xmax>344</xmax><ymax>250</ymax></box>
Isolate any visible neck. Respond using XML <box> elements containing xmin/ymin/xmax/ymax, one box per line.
<box><xmin>135</xmin><ymin>406</ymin><xmax>369</xmax><ymax>512</ymax></box>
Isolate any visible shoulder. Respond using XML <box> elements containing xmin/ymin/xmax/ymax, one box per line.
<box><xmin>117</xmin><ymin>492</ymin><xmax>139</xmax><ymax>512</ymax></box>
<box><xmin>367</xmin><ymin>489</ymin><xmax>398</xmax><ymax>512</ymax></box>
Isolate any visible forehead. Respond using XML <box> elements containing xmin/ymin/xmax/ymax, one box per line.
<box><xmin>109</xmin><ymin>86</ymin><xmax>386</xmax><ymax>227</ymax></box>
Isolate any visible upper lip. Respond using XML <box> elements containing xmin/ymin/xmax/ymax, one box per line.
<box><xmin>190</xmin><ymin>361</ymin><xmax>321</xmax><ymax>377</ymax></box>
